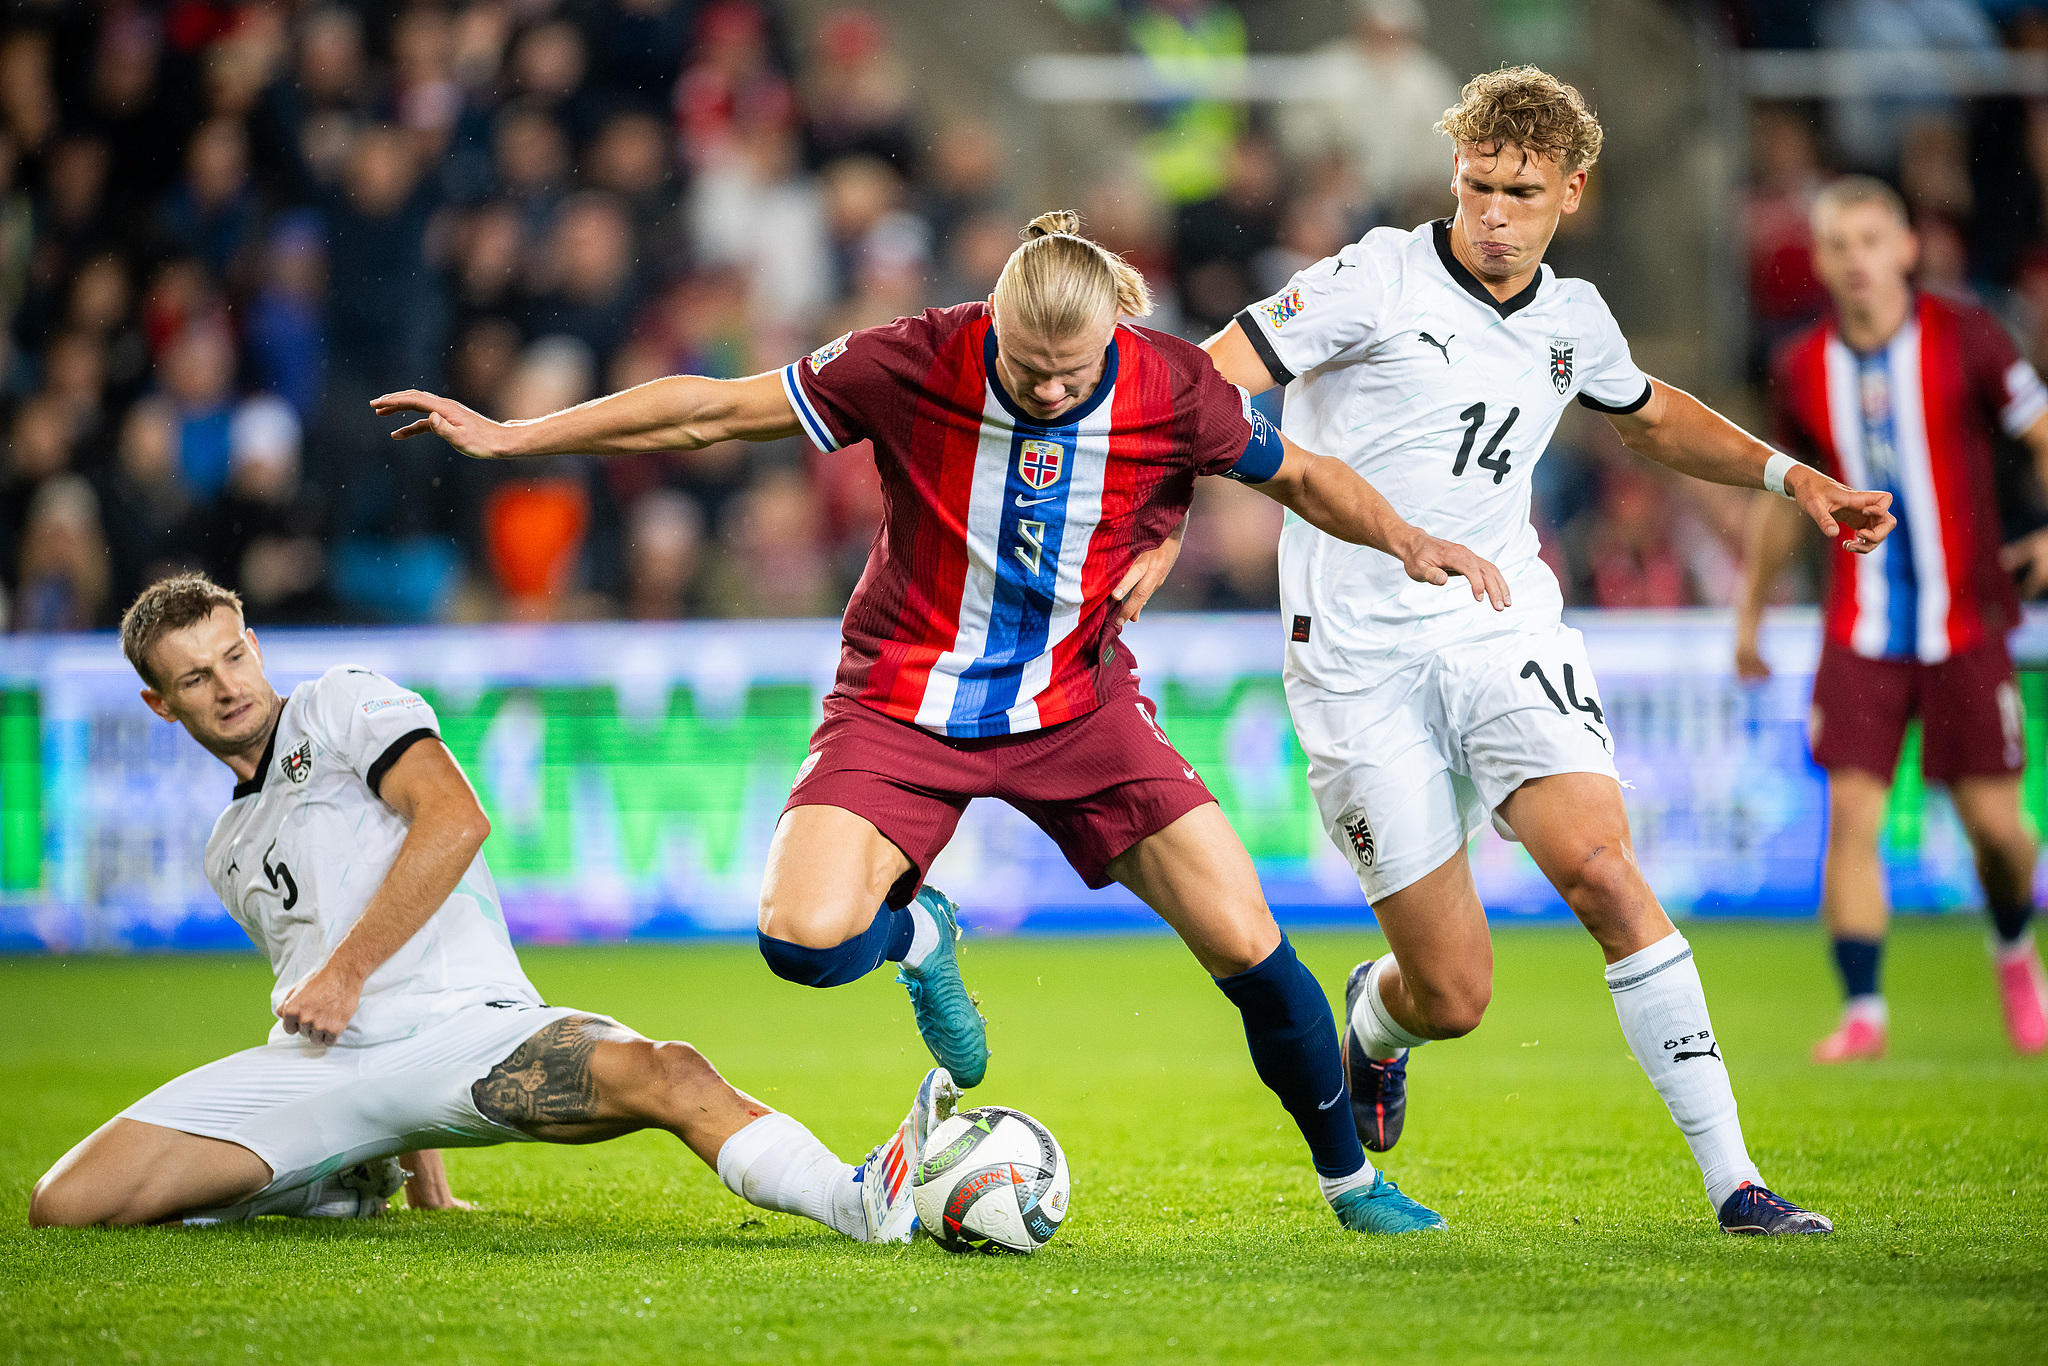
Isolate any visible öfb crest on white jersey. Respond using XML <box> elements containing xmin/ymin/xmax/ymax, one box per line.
<box><xmin>1550</xmin><ymin>336</ymin><xmax>1576</xmax><ymax>394</ymax></box>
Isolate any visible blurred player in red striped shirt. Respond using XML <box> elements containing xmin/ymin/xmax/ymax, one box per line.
<box><xmin>1738</xmin><ymin>176</ymin><xmax>2048</xmax><ymax>1060</ymax></box>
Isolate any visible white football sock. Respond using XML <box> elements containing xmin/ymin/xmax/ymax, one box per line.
<box><xmin>1606</xmin><ymin>931</ymin><xmax>1762</xmax><ymax>1212</ymax></box>
<box><xmin>899</xmin><ymin>900</ymin><xmax>941</xmax><ymax>971</ymax></box>
<box><xmin>715</xmin><ymin>1112</ymin><xmax>867</xmax><ymax>1240</ymax></box>
<box><xmin>1316</xmin><ymin>1161</ymin><xmax>1379</xmax><ymax>1204</ymax></box>
<box><xmin>1844</xmin><ymin>993</ymin><xmax>1888</xmax><ymax>1027</ymax></box>
<box><xmin>1350</xmin><ymin>956</ymin><xmax>1431</xmax><ymax>1061</ymax></box>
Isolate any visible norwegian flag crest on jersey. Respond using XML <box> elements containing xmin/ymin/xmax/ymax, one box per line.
<box><xmin>1018</xmin><ymin>438</ymin><xmax>1064</xmax><ymax>489</ymax></box>
<box><xmin>1550</xmin><ymin>337</ymin><xmax>1575</xmax><ymax>395</ymax></box>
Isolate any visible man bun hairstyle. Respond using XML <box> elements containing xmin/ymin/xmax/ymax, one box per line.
<box><xmin>120</xmin><ymin>572</ymin><xmax>245</xmax><ymax>688</ymax></box>
<box><xmin>992</xmin><ymin>210</ymin><xmax>1153</xmax><ymax>339</ymax></box>
<box><xmin>1437</xmin><ymin>65</ymin><xmax>1604</xmax><ymax>174</ymax></box>
<box><xmin>1810</xmin><ymin>174</ymin><xmax>1909</xmax><ymax>231</ymax></box>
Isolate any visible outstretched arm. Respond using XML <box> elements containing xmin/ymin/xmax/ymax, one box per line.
<box><xmin>274</xmin><ymin>740</ymin><xmax>493</xmax><ymax>1044</ymax></box>
<box><xmin>1605</xmin><ymin>378</ymin><xmax>1896</xmax><ymax>554</ymax></box>
<box><xmin>1733</xmin><ymin>492</ymin><xmax>1810</xmax><ymax>680</ymax></box>
<box><xmin>370</xmin><ymin>370</ymin><xmax>801</xmax><ymax>459</ymax></box>
<box><xmin>1248</xmin><ymin>437</ymin><xmax>1512</xmax><ymax>610</ymax></box>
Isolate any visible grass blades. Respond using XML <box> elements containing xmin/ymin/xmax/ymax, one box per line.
<box><xmin>1</xmin><ymin>920</ymin><xmax>2043</xmax><ymax>1364</ymax></box>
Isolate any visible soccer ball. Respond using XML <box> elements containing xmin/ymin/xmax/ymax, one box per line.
<box><xmin>912</xmin><ymin>1105</ymin><xmax>1069</xmax><ymax>1254</ymax></box>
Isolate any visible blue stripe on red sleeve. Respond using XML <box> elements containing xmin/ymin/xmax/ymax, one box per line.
<box><xmin>781</xmin><ymin>363</ymin><xmax>841</xmax><ymax>453</ymax></box>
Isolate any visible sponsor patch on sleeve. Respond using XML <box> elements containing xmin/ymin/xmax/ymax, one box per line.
<box><xmin>1256</xmin><ymin>285</ymin><xmax>1306</xmax><ymax>331</ymax></box>
<box><xmin>807</xmin><ymin>331</ymin><xmax>853</xmax><ymax>372</ymax></box>
<box><xmin>361</xmin><ymin>694</ymin><xmax>428</xmax><ymax>716</ymax></box>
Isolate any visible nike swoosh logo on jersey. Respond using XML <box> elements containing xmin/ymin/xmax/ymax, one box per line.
<box><xmin>1015</xmin><ymin>494</ymin><xmax>1056</xmax><ymax>508</ymax></box>
<box><xmin>1182</xmin><ymin>766</ymin><xmax>1197</xmax><ymax>779</ymax></box>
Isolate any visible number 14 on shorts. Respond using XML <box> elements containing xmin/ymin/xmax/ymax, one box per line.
<box><xmin>1523</xmin><ymin>658</ymin><xmax>1610</xmax><ymax>751</ymax></box>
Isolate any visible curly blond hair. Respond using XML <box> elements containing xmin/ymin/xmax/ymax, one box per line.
<box><xmin>1436</xmin><ymin>65</ymin><xmax>1604</xmax><ymax>174</ymax></box>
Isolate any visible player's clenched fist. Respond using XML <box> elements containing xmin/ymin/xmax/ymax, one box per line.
<box><xmin>1392</xmin><ymin>528</ymin><xmax>1513</xmax><ymax>611</ymax></box>
<box><xmin>277</xmin><ymin>961</ymin><xmax>365</xmax><ymax>1047</ymax></box>
<box><xmin>1785</xmin><ymin>463</ymin><xmax>1895</xmax><ymax>555</ymax></box>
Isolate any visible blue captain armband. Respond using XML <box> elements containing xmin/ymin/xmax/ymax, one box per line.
<box><xmin>1223</xmin><ymin>398</ymin><xmax>1286</xmax><ymax>484</ymax></box>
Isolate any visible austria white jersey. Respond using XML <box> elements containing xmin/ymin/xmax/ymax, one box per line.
<box><xmin>204</xmin><ymin>666</ymin><xmax>540</xmax><ymax>1046</ymax></box>
<box><xmin>1237</xmin><ymin>219</ymin><xmax>1653</xmax><ymax>691</ymax></box>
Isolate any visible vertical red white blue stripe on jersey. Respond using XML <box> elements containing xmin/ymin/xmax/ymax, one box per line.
<box><xmin>781</xmin><ymin>326</ymin><xmax>1135</xmax><ymax>738</ymax></box>
<box><xmin>1812</xmin><ymin>314</ymin><xmax>1972</xmax><ymax>662</ymax></box>
<box><xmin>915</xmin><ymin>333</ymin><xmax>1118</xmax><ymax>735</ymax></box>
<box><xmin>1848</xmin><ymin>349</ymin><xmax>1921</xmax><ymax>658</ymax></box>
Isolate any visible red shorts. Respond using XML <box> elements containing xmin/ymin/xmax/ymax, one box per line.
<box><xmin>1810</xmin><ymin>637</ymin><xmax>2024</xmax><ymax>783</ymax></box>
<box><xmin>786</xmin><ymin>690</ymin><xmax>1217</xmax><ymax>905</ymax></box>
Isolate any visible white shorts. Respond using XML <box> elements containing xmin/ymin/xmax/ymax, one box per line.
<box><xmin>1286</xmin><ymin>620</ymin><xmax>1621</xmax><ymax>902</ymax></box>
<box><xmin>121</xmin><ymin>1001</ymin><xmax>607</xmax><ymax>1194</ymax></box>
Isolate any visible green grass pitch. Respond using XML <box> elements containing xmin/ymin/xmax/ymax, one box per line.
<box><xmin>1</xmin><ymin>920</ymin><xmax>2042</xmax><ymax>1365</ymax></box>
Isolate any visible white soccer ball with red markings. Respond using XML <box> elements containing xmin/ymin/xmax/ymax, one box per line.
<box><xmin>911</xmin><ymin>1105</ymin><xmax>1070</xmax><ymax>1254</ymax></box>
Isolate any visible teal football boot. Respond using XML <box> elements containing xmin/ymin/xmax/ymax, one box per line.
<box><xmin>1330</xmin><ymin>1171</ymin><xmax>1448</xmax><ymax>1234</ymax></box>
<box><xmin>894</xmin><ymin>886</ymin><xmax>989</xmax><ymax>1088</ymax></box>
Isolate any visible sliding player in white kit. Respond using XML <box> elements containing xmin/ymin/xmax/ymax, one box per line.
<box><xmin>29</xmin><ymin>574</ymin><xmax>956</xmax><ymax>1237</ymax></box>
<box><xmin>1203</xmin><ymin>67</ymin><xmax>1897</xmax><ymax>1234</ymax></box>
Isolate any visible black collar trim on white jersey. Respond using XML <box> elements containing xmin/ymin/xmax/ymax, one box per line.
<box><xmin>1432</xmin><ymin>219</ymin><xmax>1543</xmax><ymax>319</ymax></box>
<box><xmin>230</xmin><ymin>698</ymin><xmax>286</xmax><ymax>801</ymax></box>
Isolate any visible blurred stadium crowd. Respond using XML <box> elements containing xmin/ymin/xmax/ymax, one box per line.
<box><xmin>8</xmin><ymin>0</ymin><xmax>2048</xmax><ymax>632</ymax></box>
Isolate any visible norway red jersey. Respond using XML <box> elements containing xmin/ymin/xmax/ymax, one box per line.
<box><xmin>1771</xmin><ymin>293</ymin><xmax>2048</xmax><ymax>662</ymax></box>
<box><xmin>781</xmin><ymin>302</ymin><xmax>1261</xmax><ymax>737</ymax></box>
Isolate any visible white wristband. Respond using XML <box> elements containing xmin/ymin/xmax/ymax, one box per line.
<box><xmin>1763</xmin><ymin>451</ymin><xmax>1799</xmax><ymax>498</ymax></box>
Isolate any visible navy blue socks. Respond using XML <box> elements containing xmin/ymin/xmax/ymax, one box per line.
<box><xmin>1831</xmin><ymin>936</ymin><xmax>1882</xmax><ymax>1001</ymax></box>
<box><xmin>759</xmin><ymin>903</ymin><xmax>916</xmax><ymax>987</ymax></box>
<box><xmin>1213</xmin><ymin>935</ymin><xmax>1368</xmax><ymax>1179</ymax></box>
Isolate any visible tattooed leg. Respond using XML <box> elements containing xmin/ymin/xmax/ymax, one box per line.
<box><xmin>474</xmin><ymin>1016</ymin><xmax>872</xmax><ymax>1236</ymax></box>
<box><xmin>471</xmin><ymin>1016</ymin><xmax>630</xmax><ymax>1139</ymax></box>
<box><xmin>472</xmin><ymin>1016</ymin><xmax>771</xmax><ymax>1164</ymax></box>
